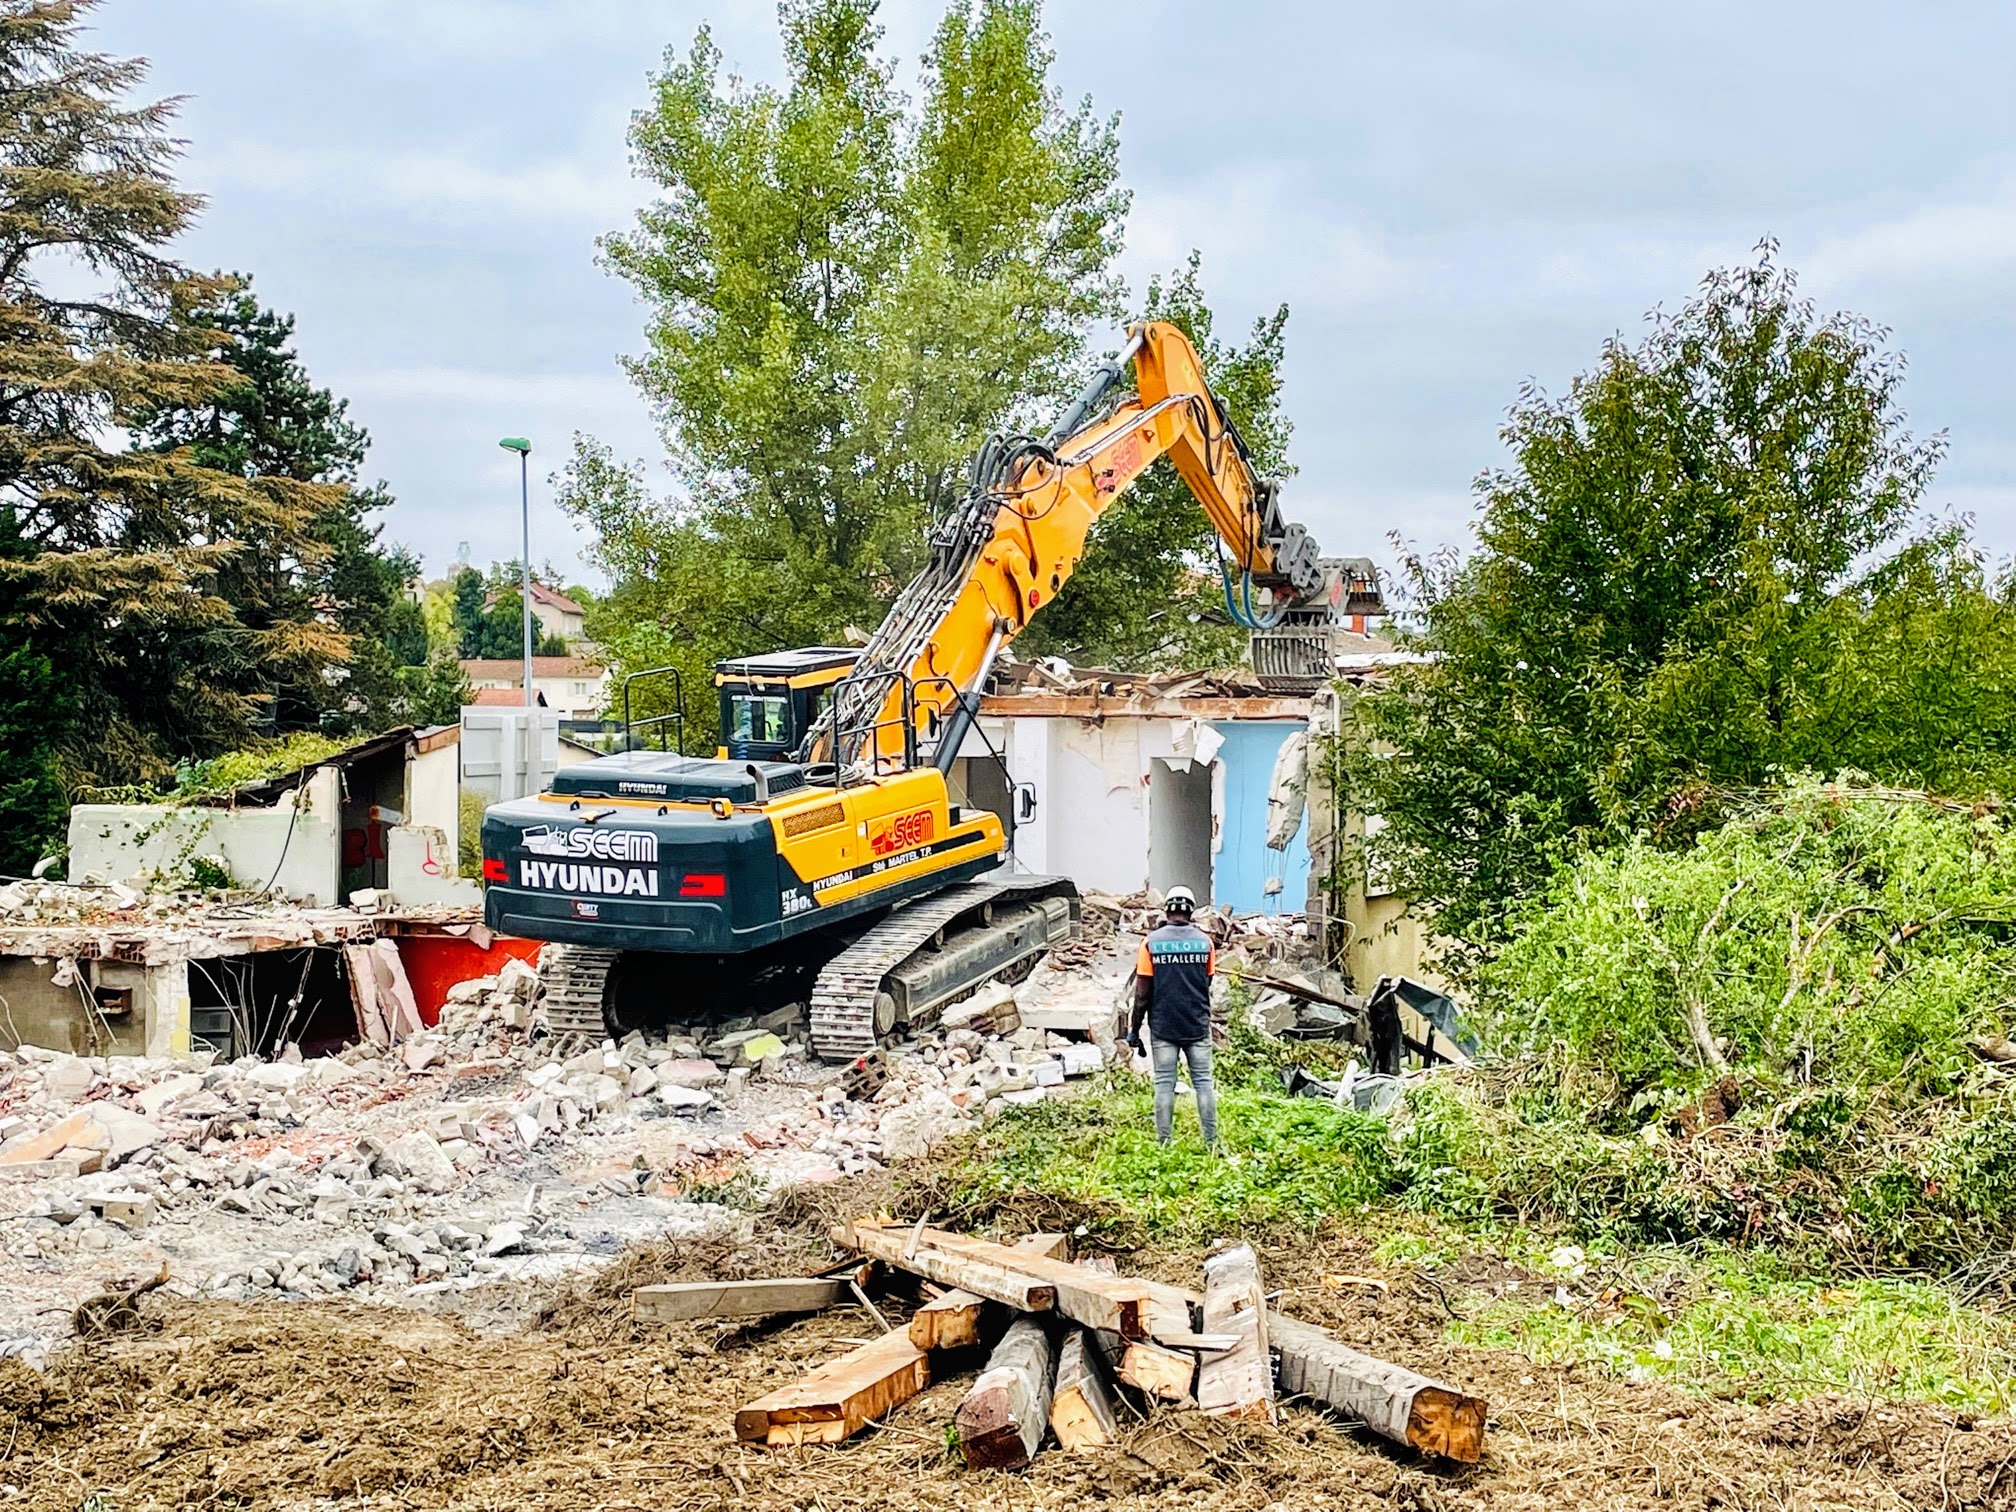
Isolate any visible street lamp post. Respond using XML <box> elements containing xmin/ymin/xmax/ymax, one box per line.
<box><xmin>498</xmin><ymin>437</ymin><xmax>533</xmax><ymax>708</ymax></box>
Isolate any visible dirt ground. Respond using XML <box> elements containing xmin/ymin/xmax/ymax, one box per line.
<box><xmin>3</xmin><ymin>1180</ymin><xmax>2013</xmax><ymax>1512</ymax></box>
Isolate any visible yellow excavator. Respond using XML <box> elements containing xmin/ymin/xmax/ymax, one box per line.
<box><xmin>480</xmin><ymin>321</ymin><xmax>1376</xmax><ymax>1056</ymax></box>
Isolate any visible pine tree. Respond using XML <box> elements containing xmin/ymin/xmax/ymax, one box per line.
<box><xmin>134</xmin><ymin>278</ymin><xmax>430</xmax><ymax>733</ymax></box>
<box><xmin>0</xmin><ymin>508</ymin><xmax>65</xmax><ymax>873</ymax></box>
<box><xmin>452</xmin><ymin>567</ymin><xmax>488</xmax><ymax>657</ymax></box>
<box><xmin>0</xmin><ymin>1</ymin><xmax>346</xmax><ymax>797</ymax></box>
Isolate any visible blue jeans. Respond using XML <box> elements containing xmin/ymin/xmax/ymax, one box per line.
<box><xmin>1151</xmin><ymin>1037</ymin><xmax>1217</xmax><ymax>1146</ymax></box>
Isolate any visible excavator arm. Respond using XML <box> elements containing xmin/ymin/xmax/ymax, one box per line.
<box><xmin>815</xmin><ymin>320</ymin><xmax>1328</xmax><ymax>767</ymax></box>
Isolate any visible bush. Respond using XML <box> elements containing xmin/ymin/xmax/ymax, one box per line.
<box><xmin>459</xmin><ymin>789</ymin><xmax>488</xmax><ymax>879</ymax></box>
<box><xmin>1479</xmin><ymin>778</ymin><xmax>2016</xmax><ymax>1115</ymax></box>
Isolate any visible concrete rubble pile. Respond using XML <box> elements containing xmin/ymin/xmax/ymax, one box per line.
<box><xmin>0</xmin><ymin>941</ymin><xmax>1131</xmax><ymax>1368</ymax></box>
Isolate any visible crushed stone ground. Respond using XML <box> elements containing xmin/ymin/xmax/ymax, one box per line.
<box><xmin>4</xmin><ymin>1196</ymin><xmax>2011</xmax><ymax>1512</ymax></box>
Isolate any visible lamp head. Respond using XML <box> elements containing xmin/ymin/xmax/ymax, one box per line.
<box><xmin>498</xmin><ymin>436</ymin><xmax>531</xmax><ymax>455</ymax></box>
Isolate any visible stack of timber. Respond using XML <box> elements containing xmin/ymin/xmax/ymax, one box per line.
<box><xmin>909</xmin><ymin>1231</ymin><xmax>1068</xmax><ymax>1350</ymax></box>
<box><xmin>831</xmin><ymin>1221</ymin><xmax>1486</xmax><ymax>1466</ymax></box>
<box><xmin>642</xmin><ymin>1222</ymin><xmax>1487</xmax><ymax>1469</ymax></box>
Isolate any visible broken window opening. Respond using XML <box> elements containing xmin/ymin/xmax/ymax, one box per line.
<box><xmin>187</xmin><ymin>946</ymin><xmax>352</xmax><ymax>1061</ymax></box>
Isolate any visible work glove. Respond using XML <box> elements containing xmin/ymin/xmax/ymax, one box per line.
<box><xmin>1124</xmin><ymin>1030</ymin><xmax>1142</xmax><ymax>1053</ymax></box>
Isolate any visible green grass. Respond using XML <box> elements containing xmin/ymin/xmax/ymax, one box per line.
<box><xmin>959</xmin><ymin>1077</ymin><xmax>1398</xmax><ymax>1241</ymax></box>
<box><xmin>952</xmin><ymin>1070</ymin><xmax>2016</xmax><ymax>1411</ymax></box>
<box><xmin>1450</xmin><ymin>1249</ymin><xmax>2016</xmax><ymax>1412</ymax></box>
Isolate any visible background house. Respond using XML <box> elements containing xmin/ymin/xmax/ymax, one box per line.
<box><xmin>483</xmin><ymin>581</ymin><xmax>588</xmax><ymax>646</ymax></box>
<box><xmin>459</xmin><ymin>655</ymin><xmax>608</xmax><ymax>719</ymax></box>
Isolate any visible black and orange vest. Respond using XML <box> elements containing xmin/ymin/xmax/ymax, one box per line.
<box><xmin>1135</xmin><ymin>921</ymin><xmax>1215</xmax><ymax>1044</ymax></box>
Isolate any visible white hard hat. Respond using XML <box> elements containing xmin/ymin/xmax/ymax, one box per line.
<box><xmin>1164</xmin><ymin>885</ymin><xmax>1197</xmax><ymax>912</ymax></box>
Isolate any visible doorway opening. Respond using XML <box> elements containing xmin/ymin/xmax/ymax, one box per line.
<box><xmin>1148</xmin><ymin>758</ymin><xmax>1213</xmax><ymax>904</ymax></box>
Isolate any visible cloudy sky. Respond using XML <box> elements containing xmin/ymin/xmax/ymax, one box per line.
<box><xmin>93</xmin><ymin>0</ymin><xmax>2014</xmax><ymax>592</ymax></box>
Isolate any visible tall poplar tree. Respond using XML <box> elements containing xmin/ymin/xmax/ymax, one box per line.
<box><xmin>563</xmin><ymin>0</ymin><xmax>1130</xmax><ymax>731</ymax></box>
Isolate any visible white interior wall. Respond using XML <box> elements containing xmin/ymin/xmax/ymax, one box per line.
<box><xmin>407</xmin><ymin>742</ymin><xmax>461</xmax><ymax>842</ymax></box>
<box><xmin>983</xmin><ymin>713</ymin><xmax>1248</xmax><ymax>902</ymax></box>
<box><xmin>1046</xmin><ymin>719</ymin><xmax>1148</xmax><ymax>894</ymax></box>
<box><xmin>386</xmin><ymin>825</ymin><xmax>483</xmax><ymax>906</ymax></box>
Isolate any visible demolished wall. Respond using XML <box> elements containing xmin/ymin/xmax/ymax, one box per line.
<box><xmin>70</xmin><ymin>767</ymin><xmax>343</xmax><ymax>903</ymax></box>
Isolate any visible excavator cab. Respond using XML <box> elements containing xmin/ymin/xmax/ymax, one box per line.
<box><xmin>712</xmin><ymin>648</ymin><xmax>860</xmax><ymax>762</ymax></box>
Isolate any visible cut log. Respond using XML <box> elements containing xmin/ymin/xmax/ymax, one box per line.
<box><xmin>955</xmin><ymin>1316</ymin><xmax>1056</xmax><ymax>1469</ymax></box>
<box><xmin>1268</xmin><ymin>1312</ymin><xmax>1484</xmax><ymax>1462</ymax></box>
<box><xmin>844</xmin><ymin>1223</ymin><xmax>1176</xmax><ymax>1340</ymax></box>
<box><xmin>832</xmin><ymin>1223</ymin><xmax>1056</xmax><ymax>1314</ymax></box>
<box><xmin>735</xmin><ymin>1329</ymin><xmax>929</xmax><ymax>1447</ymax></box>
<box><xmin>1048</xmin><ymin>1326</ymin><xmax>1121</xmax><ymax>1451</ymax></box>
<box><xmin>908</xmin><ymin>1233</ymin><xmax>1068</xmax><ymax>1351</ymax></box>
<box><xmin>1117</xmin><ymin>1340</ymin><xmax>1194</xmax><ymax>1402</ymax></box>
<box><xmin>636</xmin><ymin>1278</ymin><xmax>845</xmax><ymax>1323</ymax></box>
<box><xmin>1197</xmin><ymin>1244</ymin><xmax>1274</xmax><ymax>1421</ymax></box>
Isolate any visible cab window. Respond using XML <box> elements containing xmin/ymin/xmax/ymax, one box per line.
<box><xmin>731</xmin><ymin>694</ymin><xmax>791</xmax><ymax>745</ymax></box>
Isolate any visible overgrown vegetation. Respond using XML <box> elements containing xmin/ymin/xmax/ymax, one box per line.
<box><xmin>972</xmin><ymin>785</ymin><xmax>2016</xmax><ymax>1278</ymax></box>
<box><xmin>1346</xmin><ymin>247</ymin><xmax>2016</xmax><ymax>953</ymax></box>
<box><xmin>964</xmin><ymin>1080</ymin><xmax>1396</xmax><ymax>1243</ymax></box>
<box><xmin>167</xmin><ymin>733</ymin><xmax>351</xmax><ymax>801</ymax></box>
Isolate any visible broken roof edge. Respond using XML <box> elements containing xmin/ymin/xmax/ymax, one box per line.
<box><xmin>218</xmin><ymin>726</ymin><xmax>419</xmax><ymax>807</ymax></box>
<box><xmin>0</xmin><ymin>899</ymin><xmax>485</xmax><ymax>965</ymax></box>
<box><xmin>978</xmin><ymin>693</ymin><xmax>1312</xmax><ymax>721</ymax></box>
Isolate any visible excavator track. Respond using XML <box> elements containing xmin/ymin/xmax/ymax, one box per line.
<box><xmin>539</xmin><ymin>943</ymin><xmax>620</xmax><ymax>1037</ymax></box>
<box><xmin>807</xmin><ymin>877</ymin><xmax>1076</xmax><ymax>1060</ymax></box>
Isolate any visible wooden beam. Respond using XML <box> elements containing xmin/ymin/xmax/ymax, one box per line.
<box><xmin>735</xmin><ymin>1329</ymin><xmax>930</xmax><ymax>1447</ymax></box>
<box><xmin>833</xmin><ymin>1223</ymin><xmax>1057</xmax><ymax>1314</ymax></box>
<box><xmin>956</xmin><ymin>1317</ymin><xmax>1056</xmax><ymax>1469</ymax></box>
<box><xmin>1049</xmin><ymin>1326</ymin><xmax>1121</xmax><ymax>1452</ymax></box>
<box><xmin>862</xmin><ymin>1225</ymin><xmax>1181</xmax><ymax>1340</ymax></box>
<box><xmin>1116</xmin><ymin>1340</ymin><xmax>1194</xmax><ymax>1402</ymax></box>
<box><xmin>909</xmin><ymin>1233</ymin><xmax>1068</xmax><ymax>1351</ymax></box>
<box><xmin>1268</xmin><ymin>1312</ymin><xmax>1485</xmax><ymax>1462</ymax></box>
<box><xmin>636</xmin><ymin>1278</ymin><xmax>845</xmax><ymax>1323</ymax></box>
<box><xmin>1197</xmin><ymin>1245</ymin><xmax>1274</xmax><ymax>1421</ymax></box>
<box><xmin>978</xmin><ymin>694</ymin><xmax>1312</xmax><ymax>721</ymax></box>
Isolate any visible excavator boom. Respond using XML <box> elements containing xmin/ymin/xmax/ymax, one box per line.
<box><xmin>816</xmin><ymin>321</ymin><xmax>1327</xmax><ymax>768</ymax></box>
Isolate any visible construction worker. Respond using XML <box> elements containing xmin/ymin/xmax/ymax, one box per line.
<box><xmin>1125</xmin><ymin>885</ymin><xmax>1218</xmax><ymax>1147</ymax></box>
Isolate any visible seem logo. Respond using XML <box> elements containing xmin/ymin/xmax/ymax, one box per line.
<box><xmin>868</xmin><ymin>807</ymin><xmax>934</xmax><ymax>857</ymax></box>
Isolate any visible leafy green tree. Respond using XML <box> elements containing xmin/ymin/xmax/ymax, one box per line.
<box><xmin>450</xmin><ymin>566</ymin><xmax>564</xmax><ymax>659</ymax></box>
<box><xmin>1348</xmin><ymin>246</ymin><xmax>2011</xmax><ymax>952</ymax></box>
<box><xmin>472</xmin><ymin>589</ymin><xmax>567</xmax><ymax>660</ymax></box>
<box><xmin>451</xmin><ymin>567</ymin><xmax>488</xmax><ymax>657</ymax></box>
<box><xmin>134</xmin><ymin>278</ymin><xmax>431</xmax><ymax>733</ymax></box>
<box><xmin>1021</xmin><ymin>252</ymin><xmax>1294</xmax><ymax>668</ymax></box>
<box><xmin>566</xmin><ymin>0</ymin><xmax>1126</xmax><ymax>701</ymax></box>
<box><xmin>402</xmin><ymin>652</ymin><xmax>473</xmax><ymax>729</ymax></box>
<box><xmin>0</xmin><ymin>0</ymin><xmax>344</xmax><ymax>803</ymax></box>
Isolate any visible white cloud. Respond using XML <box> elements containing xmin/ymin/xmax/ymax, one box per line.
<box><xmin>199</xmin><ymin>138</ymin><xmax>641</xmax><ymax>227</ymax></box>
<box><xmin>338</xmin><ymin>366</ymin><xmax>638</xmax><ymax>411</ymax></box>
<box><xmin>1122</xmin><ymin>164</ymin><xmax>1420</xmax><ymax>317</ymax></box>
<box><xmin>1809</xmin><ymin>181</ymin><xmax>2016</xmax><ymax>288</ymax></box>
